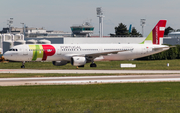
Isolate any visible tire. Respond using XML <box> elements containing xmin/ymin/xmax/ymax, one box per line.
<box><xmin>90</xmin><ymin>63</ymin><xmax>97</xmax><ymax>67</ymax></box>
<box><xmin>21</xmin><ymin>65</ymin><xmax>25</xmax><ymax>68</ymax></box>
<box><xmin>78</xmin><ymin>65</ymin><xmax>84</xmax><ymax>67</ymax></box>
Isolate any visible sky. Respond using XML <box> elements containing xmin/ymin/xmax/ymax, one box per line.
<box><xmin>1</xmin><ymin>0</ymin><xmax>180</xmax><ymax>37</ymax></box>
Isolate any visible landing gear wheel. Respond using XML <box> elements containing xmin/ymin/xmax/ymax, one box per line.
<box><xmin>21</xmin><ymin>65</ymin><xmax>25</xmax><ymax>68</ymax></box>
<box><xmin>90</xmin><ymin>63</ymin><xmax>97</xmax><ymax>67</ymax></box>
<box><xmin>78</xmin><ymin>65</ymin><xmax>84</xmax><ymax>67</ymax></box>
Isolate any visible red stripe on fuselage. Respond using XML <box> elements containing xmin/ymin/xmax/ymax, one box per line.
<box><xmin>42</xmin><ymin>45</ymin><xmax>56</xmax><ymax>60</ymax></box>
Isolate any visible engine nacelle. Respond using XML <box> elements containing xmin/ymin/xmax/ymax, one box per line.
<box><xmin>52</xmin><ymin>61</ymin><xmax>68</xmax><ymax>66</ymax></box>
<box><xmin>71</xmin><ymin>57</ymin><xmax>86</xmax><ymax>66</ymax></box>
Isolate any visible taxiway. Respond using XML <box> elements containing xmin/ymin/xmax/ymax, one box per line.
<box><xmin>1</xmin><ymin>69</ymin><xmax>180</xmax><ymax>74</ymax></box>
<box><xmin>1</xmin><ymin>74</ymin><xmax>180</xmax><ymax>86</ymax></box>
<box><xmin>1</xmin><ymin>69</ymin><xmax>180</xmax><ymax>86</ymax></box>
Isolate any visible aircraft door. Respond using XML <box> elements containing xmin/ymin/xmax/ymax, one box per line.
<box><xmin>23</xmin><ymin>48</ymin><xmax>28</xmax><ymax>55</ymax></box>
<box><xmin>57</xmin><ymin>47</ymin><xmax>61</xmax><ymax>55</ymax></box>
<box><xmin>141</xmin><ymin>46</ymin><xmax>146</xmax><ymax>55</ymax></box>
<box><xmin>98</xmin><ymin>47</ymin><xmax>103</xmax><ymax>52</ymax></box>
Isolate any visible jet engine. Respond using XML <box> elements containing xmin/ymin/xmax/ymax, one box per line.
<box><xmin>52</xmin><ymin>61</ymin><xmax>68</xmax><ymax>66</ymax></box>
<box><xmin>71</xmin><ymin>57</ymin><xmax>86</xmax><ymax>66</ymax></box>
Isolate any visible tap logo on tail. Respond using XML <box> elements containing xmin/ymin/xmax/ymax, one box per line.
<box><xmin>140</xmin><ymin>20</ymin><xmax>167</xmax><ymax>45</ymax></box>
<box><xmin>152</xmin><ymin>20</ymin><xmax>166</xmax><ymax>44</ymax></box>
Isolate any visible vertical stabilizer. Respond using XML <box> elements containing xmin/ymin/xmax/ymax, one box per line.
<box><xmin>128</xmin><ymin>24</ymin><xmax>132</xmax><ymax>34</ymax></box>
<box><xmin>140</xmin><ymin>20</ymin><xmax>167</xmax><ymax>45</ymax></box>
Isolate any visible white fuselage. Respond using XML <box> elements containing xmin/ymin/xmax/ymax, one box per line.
<box><xmin>3</xmin><ymin>44</ymin><xmax>169</xmax><ymax>62</ymax></box>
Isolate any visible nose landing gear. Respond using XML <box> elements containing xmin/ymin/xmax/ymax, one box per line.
<box><xmin>21</xmin><ymin>61</ymin><xmax>25</xmax><ymax>68</ymax></box>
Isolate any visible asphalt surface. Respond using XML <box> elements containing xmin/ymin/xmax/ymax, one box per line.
<box><xmin>1</xmin><ymin>74</ymin><xmax>180</xmax><ymax>86</ymax></box>
<box><xmin>1</xmin><ymin>69</ymin><xmax>180</xmax><ymax>86</ymax></box>
<box><xmin>1</xmin><ymin>69</ymin><xmax>180</xmax><ymax>74</ymax></box>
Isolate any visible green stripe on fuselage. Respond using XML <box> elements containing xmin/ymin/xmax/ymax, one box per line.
<box><xmin>29</xmin><ymin>45</ymin><xmax>43</xmax><ymax>61</ymax></box>
<box><xmin>31</xmin><ymin>45</ymin><xmax>37</xmax><ymax>61</ymax></box>
<box><xmin>36</xmin><ymin>45</ymin><xmax>43</xmax><ymax>60</ymax></box>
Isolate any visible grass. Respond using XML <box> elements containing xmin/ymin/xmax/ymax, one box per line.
<box><xmin>0</xmin><ymin>83</ymin><xmax>180</xmax><ymax>112</ymax></box>
<box><xmin>0</xmin><ymin>60</ymin><xmax>180</xmax><ymax>112</ymax></box>
<box><xmin>1</xmin><ymin>59</ymin><xmax>180</xmax><ymax>70</ymax></box>
<box><xmin>0</xmin><ymin>73</ymin><xmax>170</xmax><ymax>78</ymax></box>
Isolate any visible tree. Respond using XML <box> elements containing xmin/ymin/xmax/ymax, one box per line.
<box><xmin>168</xmin><ymin>47</ymin><xmax>178</xmax><ymax>59</ymax></box>
<box><xmin>110</xmin><ymin>33</ymin><xmax>116</xmax><ymax>37</ymax></box>
<box><xmin>112</xmin><ymin>23</ymin><xmax>142</xmax><ymax>37</ymax></box>
<box><xmin>115</xmin><ymin>23</ymin><xmax>129</xmax><ymax>36</ymax></box>
<box><xmin>164</xmin><ymin>26</ymin><xmax>174</xmax><ymax>35</ymax></box>
<box><xmin>130</xmin><ymin>27</ymin><xmax>142</xmax><ymax>37</ymax></box>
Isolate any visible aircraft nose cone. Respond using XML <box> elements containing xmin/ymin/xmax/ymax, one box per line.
<box><xmin>3</xmin><ymin>52</ymin><xmax>11</xmax><ymax>60</ymax></box>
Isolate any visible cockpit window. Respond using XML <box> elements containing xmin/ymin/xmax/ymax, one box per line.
<box><xmin>9</xmin><ymin>49</ymin><xmax>18</xmax><ymax>51</ymax></box>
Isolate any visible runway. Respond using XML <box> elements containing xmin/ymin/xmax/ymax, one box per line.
<box><xmin>1</xmin><ymin>69</ymin><xmax>180</xmax><ymax>74</ymax></box>
<box><xmin>1</xmin><ymin>69</ymin><xmax>180</xmax><ymax>86</ymax></box>
<box><xmin>1</xmin><ymin>75</ymin><xmax>180</xmax><ymax>86</ymax></box>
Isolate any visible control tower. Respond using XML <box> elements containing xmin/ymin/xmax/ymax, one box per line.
<box><xmin>71</xmin><ymin>22</ymin><xmax>94</xmax><ymax>37</ymax></box>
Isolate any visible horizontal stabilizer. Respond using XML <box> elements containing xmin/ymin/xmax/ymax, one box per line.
<box><xmin>153</xmin><ymin>46</ymin><xmax>169</xmax><ymax>51</ymax></box>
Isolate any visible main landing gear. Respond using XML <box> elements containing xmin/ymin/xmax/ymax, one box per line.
<box><xmin>90</xmin><ymin>62</ymin><xmax>97</xmax><ymax>67</ymax></box>
<box><xmin>78</xmin><ymin>65</ymin><xmax>85</xmax><ymax>67</ymax></box>
<box><xmin>21</xmin><ymin>61</ymin><xmax>25</xmax><ymax>68</ymax></box>
<box><xmin>77</xmin><ymin>62</ymin><xmax>97</xmax><ymax>68</ymax></box>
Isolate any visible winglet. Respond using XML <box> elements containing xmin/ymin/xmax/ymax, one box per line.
<box><xmin>140</xmin><ymin>20</ymin><xmax>167</xmax><ymax>45</ymax></box>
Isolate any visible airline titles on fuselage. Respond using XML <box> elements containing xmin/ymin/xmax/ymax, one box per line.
<box><xmin>60</xmin><ymin>46</ymin><xmax>81</xmax><ymax>50</ymax></box>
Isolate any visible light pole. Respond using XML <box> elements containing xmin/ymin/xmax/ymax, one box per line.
<box><xmin>140</xmin><ymin>19</ymin><xmax>146</xmax><ymax>37</ymax></box>
<box><xmin>7</xmin><ymin>18</ymin><xmax>13</xmax><ymax>34</ymax></box>
<box><xmin>96</xmin><ymin>7</ymin><xmax>105</xmax><ymax>37</ymax></box>
<box><xmin>20</xmin><ymin>23</ymin><xmax>25</xmax><ymax>36</ymax></box>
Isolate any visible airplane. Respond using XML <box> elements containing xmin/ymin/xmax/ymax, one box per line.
<box><xmin>3</xmin><ymin>20</ymin><xmax>169</xmax><ymax>68</ymax></box>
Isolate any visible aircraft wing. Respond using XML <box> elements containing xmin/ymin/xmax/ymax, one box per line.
<box><xmin>85</xmin><ymin>50</ymin><xmax>128</xmax><ymax>58</ymax></box>
<box><xmin>152</xmin><ymin>46</ymin><xmax>170</xmax><ymax>51</ymax></box>
<box><xmin>65</xmin><ymin>49</ymin><xmax>132</xmax><ymax>62</ymax></box>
